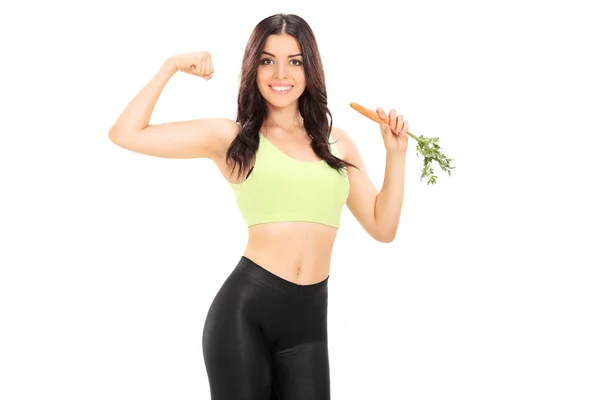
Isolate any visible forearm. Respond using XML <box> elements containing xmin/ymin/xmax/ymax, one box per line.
<box><xmin>109</xmin><ymin>60</ymin><xmax>178</xmax><ymax>136</ymax></box>
<box><xmin>374</xmin><ymin>150</ymin><xmax>407</xmax><ymax>241</ymax></box>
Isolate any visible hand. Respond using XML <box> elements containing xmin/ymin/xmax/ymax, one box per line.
<box><xmin>167</xmin><ymin>51</ymin><xmax>214</xmax><ymax>80</ymax></box>
<box><xmin>376</xmin><ymin>107</ymin><xmax>409</xmax><ymax>154</ymax></box>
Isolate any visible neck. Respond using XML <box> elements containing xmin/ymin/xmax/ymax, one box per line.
<box><xmin>264</xmin><ymin>102</ymin><xmax>303</xmax><ymax>131</ymax></box>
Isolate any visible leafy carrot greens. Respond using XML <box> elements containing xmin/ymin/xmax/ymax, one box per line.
<box><xmin>350</xmin><ymin>102</ymin><xmax>455</xmax><ymax>184</ymax></box>
<box><xmin>406</xmin><ymin>131</ymin><xmax>454</xmax><ymax>185</ymax></box>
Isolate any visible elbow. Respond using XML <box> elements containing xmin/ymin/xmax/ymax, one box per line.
<box><xmin>108</xmin><ymin>123</ymin><xmax>130</xmax><ymax>142</ymax></box>
<box><xmin>368</xmin><ymin>220</ymin><xmax>397</xmax><ymax>243</ymax></box>
<box><xmin>374</xmin><ymin>217</ymin><xmax>401</xmax><ymax>243</ymax></box>
<box><xmin>108</xmin><ymin>127</ymin><xmax>120</xmax><ymax>143</ymax></box>
<box><xmin>373</xmin><ymin>229</ymin><xmax>396</xmax><ymax>243</ymax></box>
<box><xmin>108</xmin><ymin>127</ymin><xmax>132</xmax><ymax>146</ymax></box>
<box><xmin>377</xmin><ymin>234</ymin><xmax>396</xmax><ymax>243</ymax></box>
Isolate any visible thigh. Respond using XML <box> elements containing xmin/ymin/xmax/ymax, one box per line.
<box><xmin>270</xmin><ymin>293</ymin><xmax>331</xmax><ymax>400</ymax></box>
<box><xmin>202</xmin><ymin>270</ymin><xmax>272</xmax><ymax>400</ymax></box>
<box><xmin>271</xmin><ymin>340</ymin><xmax>330</xmax><ymax>400</ymax></box>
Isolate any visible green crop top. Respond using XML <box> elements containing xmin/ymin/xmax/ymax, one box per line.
<box><xmin>229</xmin><ymin>132</ymin><xmax>350</xmax><ymax>228</ymax></box>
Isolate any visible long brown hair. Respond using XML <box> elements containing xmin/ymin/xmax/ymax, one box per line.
<box><xmin>225</xmin><ymin>13</ymin><xmax>358</xmax><ymax>181</ymax></box>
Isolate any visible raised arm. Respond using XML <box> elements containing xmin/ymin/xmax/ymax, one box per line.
<box><xmin>335</xmin><ymin>112</ymin><xmax>408</xmax><ymax>243</ymax></box>
<box><xmin>108</xmin><ymin>51</ymin><xmax>237</xmax><ymax>160</ymax></box>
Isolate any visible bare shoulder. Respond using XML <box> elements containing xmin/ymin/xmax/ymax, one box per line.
<box><xmin>206</xmin><ymin>118</ymin><xmax>240</xmax><ymax>157</ymax></box>
<box><xmin>330</xmin><ymin>126</ymin><xmax>358</xmax><ymax>163</ymax></box>
<box><xmin>181</xmin><ymin>117</ymin><xmax>240</xmax><ymax>159</ymax></box>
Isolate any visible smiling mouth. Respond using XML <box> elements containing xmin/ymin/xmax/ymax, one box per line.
<box><xmin>269</xmin><ymin>85</ymin><xmax>294</xmax><ymax>94</ymax></box>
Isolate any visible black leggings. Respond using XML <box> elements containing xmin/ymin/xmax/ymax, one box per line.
<box><xmin>202</xmin><ymin>256</ymin><xmax>330</xmax><ymax>400</ymax></box>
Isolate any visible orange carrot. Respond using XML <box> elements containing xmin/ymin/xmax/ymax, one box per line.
<box><xmin>351</xmin><ymin>101</ymin><xmax>414</xmax><ymax>136</ymax></box>
<box><xmin>349</xmin><ymin>102</ymin><xmax>389</xmax><ymax>124</ymax></box>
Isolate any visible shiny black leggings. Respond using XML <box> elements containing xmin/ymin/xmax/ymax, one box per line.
<box><xmin>202</xmin><ymin>256</ymin><xmax>330</xmax><ymax>400</ymax></box>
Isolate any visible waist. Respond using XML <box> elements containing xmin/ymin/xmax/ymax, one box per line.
<box><xmin>243</xmin><ymin>222</ymin><xmax>336</xmax><ymax>284</ymax></box>
<box><xmin>235</xmin><ymin>256</ymin><xmax>329</xmax><ymax>298</ymax></box>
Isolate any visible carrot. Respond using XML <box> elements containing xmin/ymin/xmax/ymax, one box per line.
<box><xmin>349</xmin><ymin>102</ymin><xmax>389</xmax><ymax>124</ymax></box>
<box><xmin>349</xmin><ymin>101</ymin><xmax>455</xmax><ymax>185</ymax></box>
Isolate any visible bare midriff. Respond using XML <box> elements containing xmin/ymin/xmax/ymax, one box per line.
<box><xmin>243</xmin><ymin>222</ymin><xmax>337</xmax><ymax>285</ymax></box>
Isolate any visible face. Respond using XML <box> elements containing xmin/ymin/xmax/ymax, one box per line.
<box><xmin>256</xmin><ymin>34</ymin><xmax>306</xmax><ymax>109</ymax></box>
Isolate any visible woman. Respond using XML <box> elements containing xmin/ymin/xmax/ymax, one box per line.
<box><xmin>109</xmin><ymin>13</ymin><xmax>408</xmax><ymax>400</ymax></box>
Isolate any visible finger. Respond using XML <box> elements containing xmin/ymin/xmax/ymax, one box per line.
<box><xmin>193</xmin><ymin>63</ymin><xmax>202</xmax><ymax>76</ymax></box>
<box><xmin>199</xmin><ymin>59</ymin><xmax>207</xmax><ymax>78</ymax></box>
<box><xmin>204</xmin><ymin>58</ymin><xmax>212</xmax><ymax>76</ymax></box>
<box><xmin>208</xmin><ymin>54</ymin><xmax>214</xmax><ymax>73</ymax></box>
<box><xmin>389</xmin><ymin>109</ymin><xmax>397</xmax><ymax>132</ymax></box>
<box><xmin>376</xmin><ymin>107</ymin><xmax>388</xmax><ymax>124</ymax></box>
<box><xmin>392</xmin><ymin>116</ymin><xmax>399</xmax><ymax>135</ymax></box>
<box><xmin>398</xmin><ymin>121</ymin><xmax>407</xmax><ymax>137</ymax></box>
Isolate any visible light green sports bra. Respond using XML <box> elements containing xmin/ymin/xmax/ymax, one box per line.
<box><xmin>229</xmin><ymin>132</ymin><xmax>350</xmax><ymax>228</ymax></box>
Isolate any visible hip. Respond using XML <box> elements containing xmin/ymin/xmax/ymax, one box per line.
<box><xmin>204</xmin><ymin>255</ymin><xmax>329</xmax><ymax>355</ymax></box>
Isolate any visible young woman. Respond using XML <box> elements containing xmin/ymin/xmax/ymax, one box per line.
<box><xmin>109</xmin><ymin>13</ymin><xmax>408</xmax><ymax>400</ymax></box>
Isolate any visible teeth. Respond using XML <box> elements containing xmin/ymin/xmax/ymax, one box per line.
<box><xmin>271</xmin><ymin>86</ymin><xmax>292</xmax><ymax>92</ymax></box>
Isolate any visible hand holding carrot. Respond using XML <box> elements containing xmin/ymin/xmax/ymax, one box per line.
<box><xmin>350</xmin><ymin>102</ymin><xmax>455</xmax><ymax>185</ymax></box>
<box><xmin>350</xmin><ymin>102</ymin><xmax>409</xmax><ymax>154</ymax></box>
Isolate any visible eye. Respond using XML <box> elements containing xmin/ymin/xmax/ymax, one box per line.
<box><xmin>290</xmin><ymin>59</ymin><xmax>303</xmax><ymax>66</ymax></box>
<box><xmin>260</xmin><ymin>59</ymin><xmax>273</xmax><ymax>65</ymax></box>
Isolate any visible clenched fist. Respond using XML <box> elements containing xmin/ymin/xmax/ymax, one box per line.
<box><xmin>167</xmin><ymin>51</ymin><xmax>214</xmax><ymax>80</ymax></box>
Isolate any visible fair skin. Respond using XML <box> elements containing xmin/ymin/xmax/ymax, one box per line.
<box><xmin>108</xmin><ymin>33</ymin><xmax>408</xmax><ymax>285</ymax></box>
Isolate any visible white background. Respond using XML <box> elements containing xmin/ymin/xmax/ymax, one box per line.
<box><xmin>1</xmin><ymin>0</ymin><xmax>599</xmax><ymax>399</ymax></box>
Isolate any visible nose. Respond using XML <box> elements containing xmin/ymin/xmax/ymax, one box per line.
<box><xmin>274</xmin><ymin>62</ymin><xmax>289</xmax><ymax>79</ymax></box>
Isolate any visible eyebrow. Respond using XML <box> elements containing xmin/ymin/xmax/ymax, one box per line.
<box><xmin>261</xmin><ymin>51</ymin><xmax>303</xmax><ymax>58</ymax></box>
